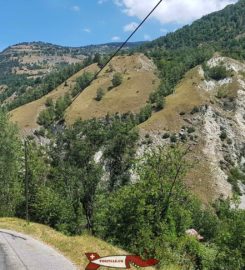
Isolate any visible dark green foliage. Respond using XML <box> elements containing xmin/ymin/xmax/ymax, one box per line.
<box><xmin>143</xmin><ymin>0</ymin><xmax>245</xmax><ymax>54</ymax></box>
<box><xmin>162</xmin><ymin>133</ymin><xmax>170</xmax><ymax>139</ymax></box>
<box><xmin>204</xmin><ymin>64</ymin><xmax>231</xmax><ymax>81</ymax></box>
<box><xmin>220</xmin><ymin>130</ymin><xmax>227</xmax><ymax>141</ymax></box>
<box><xmin>191</xmin><ymin>106</ymin><xmax>200</xmax><ymax>114</ymax></box>
<box><xmin>0</xmin><ymin>110</ymin><xmax>23</xmax><ymax>216</ymax></box>
<box><xmin>227</xmin><ymin>167</ymin><xmax>245</xmax><ymax>195</ymax></box>
<box><xmin>37</xmin><ymin>107</ymin><xmax>56</xmax><ymax>128</ymax></box>
<box><xmin>37</xmin><ymin>94</ymin><xmax>72</xmax><ymax>128</ymax></box>
<box><xmin>155</xmin><ymin>95</ymin><xmax>165</xmax><ymax>111</ymax></box>
<box><xmin>72</xmin><ymin>72</ymin><xmax>94</xmax><ymax>97</ymax></box>
<box><xmin>5</xmin><ymin>63</ymin><xmax>84</xmax><ymax>111</ymax></box>
<box><xmin>112</xmin><ymin>73</ymin><xmax>123</xmax><ymax>88</ymax></box>
<box><xmin>170</xmin><ymin>134</ymin><xmax>177</xmax><ymax>143</ymax></box>
<box><xmin>95</xmin><ymin>88</ymin><xmax>105</xmax><ymax>101</ymax></box>
<box><xmin>138</xmin><ymin>104</ymin><xmax>152</xmax><ymax>123</ymax></box>
<box><xmin>103</xmin><ymin>119</ymin><xmax>138</xmax><ymax>192</ymax></box>
<box><xmin>187</xmin><ymin>127</ymin><xmax>196</xmax><ymax>134</ymax></box>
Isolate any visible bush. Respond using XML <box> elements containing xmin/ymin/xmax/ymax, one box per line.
<box><xmin>155</xmin><ymin>95</ymin><xmax>165</xmax><ymax>111</ymax></box>
<box><xmin>162</xmin><ymin>133</ymin><xmax>170</xmax><ymax>139</ymax></box>
<box><xmin>187</xmin><ymin>126</ymin><xmax>196</xmax><ymax>134</ymax></box>
<box><xmin>112</xmin><ymin>73</ymin><xmax>123</xmax><ymax>87</ymax></box>
<box><xmin>205</xmin><ymin>65</ymin><xmax>231</xmax><ymax>81</ymax></box>
<box><xmin>220</xmin><ymin>131</ymin><xmax>227</xmax><ymax>141</ymax></box>
<box><xmin>138</xmin><ymin>104</ymin><xmax>152</xmax><ymax>123</ymax></box>
<box><xmin>95</xmin><ymin>88</ymin><xmax>105</xmax><ymax>101</ymax></box>
<box><xmin>45</xmin><ymin>97</ymin><xmax>53</xmax><ymax>107</ymax></box>
<box><xmin>37</xmin><ymin>108</ymin><xmax>55</xmax><ymax>128</ymax></box>
<box><xmin>191</xmin><ymin>106</ymin><xmax>200</xmax><ymax>114</ymax></box>
<box><xmin>170</xmin><ymin>134</ymin><xmax>177</xmax><ymax>143</ymax></box>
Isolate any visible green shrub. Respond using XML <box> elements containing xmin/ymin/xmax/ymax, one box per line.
<box><xmin>138</xmin><ymin>104</ymin><xmax>152</xmax><ymax>123</ymax></box>
<box><xmin>112</xmin><ymin>73</ymin><xmax>123</xmax><ymax>87</ymax></box>
<box><xmin>187</xmin><ymin>127</ymin><xmax>196</xmax><ymax>134</ymax></box>
<box><xmin>162</xmin><ymin>133</ymin><xmax>170</xmax><ymax>139</ymax></box>
<box><xmin>205</xmin><ymin>65</ymin><xmax>231</xmax><ymax>81</ymax></box>
<box><xmin>95</xmin><ymin>88</ymin><xmax>105</xmax><ymax>101</ymax></box>
<box><xmin>170</xmin><ymin>134</ymin><xmax>177</xmax><ymax>143</ymax></box>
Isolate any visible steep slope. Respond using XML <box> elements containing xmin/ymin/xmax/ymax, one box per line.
<box><xmin>10</xmin><ymin>54</ymin><xmax>158</xmax><ymax>133</ymax></box>
<box><xmin>10</xmin><ymin>64</ymin><xmax>99</xmax><ymax>133</ymax></box>
<box><xmin>139</xmin><ymin>56</ymin><xmax>245</xmax><ymax>204</ymax></box>
<box><xmin>0</xmin><ymin>41</ymin><xmax>144</xmax><ymax>109</ymax></box>
<box><xmin>65</xmin><ymin>54</ymin><xmax>158</xmax><ymax>124</ymax></box>
<box><xmin>146</xmin><ymin>0</ymin><xmax>245</xmax><ymax>51</ymax></box>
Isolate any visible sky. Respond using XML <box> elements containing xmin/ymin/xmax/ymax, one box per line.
<box><xmin>0</xmin><ymin>0</ymin><xmax>238</xmax><ymax>51</ymax></box>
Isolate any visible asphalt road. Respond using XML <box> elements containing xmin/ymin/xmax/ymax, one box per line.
<box><xmin>0</xmin><ymin>229</ymin><xmax>77</xmax><ymax>270</ymax></box>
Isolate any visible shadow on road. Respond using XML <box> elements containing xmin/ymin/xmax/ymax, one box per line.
<box><xmin>0</xmin><ymin>231</ymin><xmax>27</xmax><ymax>241</ymax></box>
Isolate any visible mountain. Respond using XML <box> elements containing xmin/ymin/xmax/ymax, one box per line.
<box><xmin>1</xmin><ymin>2</ymin><xmax>245</xmax><ymax>269</ymax></box>
<box><xmin>0</xmin><ymin>41</ymin><xmax>144</xmax><ymax>108</ymax></box>
<box><xmin>144</xmin><ymin>0</ymin><xmax>245</xmax><ymax>52</ymax></box>
<box><xmin>7</xmin><ymin>0</ymin><xmax>245</xmax><ymax>205</ymax></box>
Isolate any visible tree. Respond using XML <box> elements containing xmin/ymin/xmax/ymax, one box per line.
<box><xmin>103</xmin><ymin>119</ymin><xmax>138</xmax><ymax>192</ymax></box>
<box><xmin>95</xmin><ymin>145</ymin><xmax>207</xmax><ymax>268</ymax></box>
<box><xmin>50</xmin><ymin>124</ymin><xmax>103</xmax><ymax>234</ymax></box>
<box><xmin>138</xmin><ymin>104</ymin><xmax>152</xmax><ymax>123</ymax></box>
<box><xmin>95</xmin><ymin>88</ymin><xmax>105</xmax><ymax>101</ymax></box>
<box><xmin>112</xmin><ymin>73</ymin><xmax>123</xmax><ymax>88</ymax></box>
<box><xmin>0</xmin><ymin>110</ymin><xmax>23</xmax><ymax>216</ymax></box>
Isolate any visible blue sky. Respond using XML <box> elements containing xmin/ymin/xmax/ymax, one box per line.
<box><xmin>0</xmin><ymin>0</ymin><xmax>237</xmax><ymax>51</ymax></box>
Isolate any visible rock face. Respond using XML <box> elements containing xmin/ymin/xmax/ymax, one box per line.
<box><xmin>139</xmin><ymin>56</ymin><xmax>245</xmax><ymax>205</ymax></box>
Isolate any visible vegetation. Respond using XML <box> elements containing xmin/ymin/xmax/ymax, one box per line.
<box><xmin>112</xmin><ymin>73</ymin><xmax>123</xmax><ymax>88</ymax></box>
<box><xmin>0</xmin><ymin>110</ymin><xmax>23</xmax><ymax>216</ymax></box>
<box><xmin>95</xmin><ymin>87</ymin><xmax>105</xmax><ymax>101</ymax></box>
<box><xmin>1</xmin><ymin>2</ymin><xmax>245</xmax><ymax>269</ymax></box>
<box><xmin>0</xmin><ymin>218</ymin><xmax>130</xmax><ymax>270</ymax></box>
<box><xmin>3</xmin><ymin>63</ymin><xmax>84</xmax><ymax>111</ymax></box>
<box><xmin>203</xmin><ymin>64</ymin><xmax>231</xmax><ymax>81</ymax></box>
<box><xmin>37</xmin><ymin>94</ymin><xmax>72</xmax><ymax>128</ymax></box>
<box><xmin>0</xmin><ymin>110</ymin><xmax>244</xmax><ymax>269</ymax></box>
<box><xmin>71</xmin><ymin>72</ymin><xmax>94</xmax><ymax>97</ymax></box>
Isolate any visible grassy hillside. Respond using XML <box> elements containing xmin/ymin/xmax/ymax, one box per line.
<box><xmin>65</xmin><ymin>54</ymin><xmax>158</xmax><ymax>124</ymax></box>
<box><xmin>10</xmin><ymin>54</ymin><xmax>158</xmax><ymax>132</ymax></box>
<box><xmin>9</xmin><ymin>64</ymin><xmax>99</xmax><ymax>133</ymax></box>
<box><xmin>140</xmin><ymin>67</ymin><xmax>208</xmax><ymax>133</ymax></box>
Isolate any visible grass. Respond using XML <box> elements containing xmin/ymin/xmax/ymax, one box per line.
<box><xmin>65</xmin><ymin>54</ymin><xmax>158</xmax><ymax>125</ymax></box>
<box><xmin>10</xmin><ymin>54</ymin><xmax>158</xmax><ymax>132</ymax></box>
<box><xmin>140</xmin><ymin>67</ymin><xmax>209</xmax><ymax>133</ymax></box>
<box><xmin>9</xmin><ymin>64</ymin><xmax>99</xmax><ymax>134</ymax></box>
<box><xmin>0</xmin><ymin>218</ymin><xmax>181</xmax><ymax>270</ymax></box>
<box><xmin>139</xmin><ymin>66</ymin><xmax>223</xmax><ymax>204</ymax></box>
<box><xmin>0</xmin><ymin>218</ymin><xmax>129</xmax><ymax>270</ymax></box>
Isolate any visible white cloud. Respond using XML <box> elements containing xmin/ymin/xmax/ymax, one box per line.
<box><xmin>71</xmin><ymin>5</ymin><xmax>80</xmax><ymax>12</ymax></box>
<box><xmin>123</xmin><ymin>22</ymin><xmax>139</xmax><ymax>32</ymax></box>
<box><xmin>83</xmin><ymin>28</ymin><xmax>91</xmax><ymax>33</ymax></box>
<box><xmin>144</xmin><ymin>34</ymin><xmax>152</xmax><ymax>41</ymax></box>
<box><xmin>114</xmin><ymin>0</ymin><xmax>238</xmax><ymax>24</ymax></box>
<box><xmin>111</xmin><ymin>36</ymin><xmax>121</xmax><ymax>41</ymax></box>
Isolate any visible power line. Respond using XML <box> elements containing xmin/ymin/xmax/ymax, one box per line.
<box><xmin>73</xmin><ymin>0</ymin><xmax>164</xmax><ymax>102</ymax></box>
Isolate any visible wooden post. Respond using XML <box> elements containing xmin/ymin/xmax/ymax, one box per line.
<box><xmin>24</xmin><ymin>140</ymin><xmax>29</xmax><ymax>223</ymax></box>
